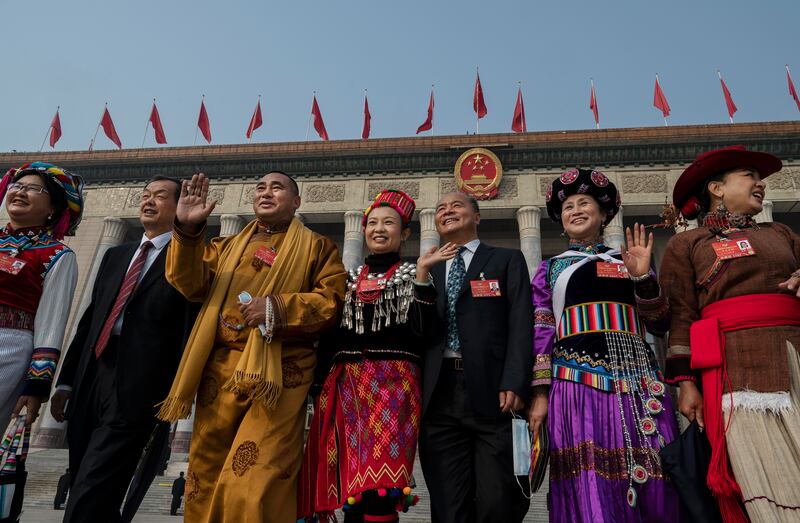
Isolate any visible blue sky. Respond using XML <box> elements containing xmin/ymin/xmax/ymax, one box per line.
<box><xmin>2</xmin><ymin>0</ymin><xmax>798</xmax><ymax>151</ymax></box>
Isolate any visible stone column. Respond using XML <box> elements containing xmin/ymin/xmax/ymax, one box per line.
<box><xmin>419</xmin><ymin>209</ymin><xmax>440</xmax><ymax>255</ymax></box>
<box><xmin>171</xmin><ymin>407</ymin><xmax>195</xmax><ymax>454</ymax></box>
<box><xmin>516</xmin><ymin>206</ymin><xmax>542</xmax><ymax>278</ymax></box>
<box><xmin>754</xmin><ymin>199</ymin><xmax>773</xmax><ymax>223</ymax></box>
<box><xmin>342</xmin><ymin>211</ymin><xmax>364</xmax><ymax>271</ymax></box>
<box><xmin>603</xmin><ymin>205</ymin><xmax>625</xmax><ymax>250</ymax></box>
<box><xmin>34</xmin><ymin>217</ymin><xmax>129</xmax><ymax>448</ymax></box>
<box><xmin>219</xmin><ymin>214</ymin><xmax>245</xmax><ymax>237</ymax></box>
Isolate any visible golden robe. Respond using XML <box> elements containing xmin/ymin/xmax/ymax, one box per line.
<box><xmin>163</xmin><ymin>217</ymin><xmax>346</xmax><ymax>523</ymax></box>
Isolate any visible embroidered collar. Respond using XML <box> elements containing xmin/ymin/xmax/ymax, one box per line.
<box><xmin>567</xmin><ymin>240</ymin><xmax>606</xmax><ymax>254</ymax></box>
<box><xmin>2</xmin><ymin>223</ymin><xmax>49</xmax><ymax>239</ymax></box>
<box><xmin>702</xmin><ymin>211</ymin><xmax>756</xmax><ymax>234</ymax></box>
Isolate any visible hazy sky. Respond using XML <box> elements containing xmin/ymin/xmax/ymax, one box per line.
<box><xmin>2</xmin><ymin>0</ymin><xmax>799</xmax><ymax>152</ymax></box>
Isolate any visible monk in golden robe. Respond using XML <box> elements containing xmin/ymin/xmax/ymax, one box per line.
<box><xmin>157</xmin><ymin>171</ymin><xmax>346</xmax><ymax>522</ymax></box>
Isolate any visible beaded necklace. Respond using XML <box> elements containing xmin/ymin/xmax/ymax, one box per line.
<box><xmin>341</xmin><ymin>261</ymin><xmax>416</xmax><ymax>334</ymax></box>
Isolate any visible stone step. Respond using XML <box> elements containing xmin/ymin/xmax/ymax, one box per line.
<box><xmin>23</xmin><ymin>448</ymin><xmax>549</xmax><ymax>521</ymax></box>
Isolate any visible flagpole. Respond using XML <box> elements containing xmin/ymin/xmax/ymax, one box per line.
<box><xmin>656</xmin><ymin>74</ymin><xmax>668</xmax><ymax>127</ymax></box>
<box><xmin>142</xmin><ymin>98</ymin><xmax>155</xmax><ymax>148</ymax></box>
<box><xmin>363</xmin><ymin>88</ymin><xmax>368</xmax><ymax>138</ymax></box>
<box><xmin>38</xmin><ymin>106</ymin><xmax>57</xmax><ymax>152</ymax></box>
<box><xmin>591</xmin><ymin>79</ymin><xmax>599</xmax><ymax>130</ymax></box>
<box><xmin>194</xmin><ymin>95</ymin><xmax>203</xmax><ymax>146</ymax></box>
<box><xmin>89</xmin><ymin>103</ymin><xmax>105</xmax><ymax>151</ymax></box>
<box><xmin>431</xmin><ymin>85</ymin><xmax>435</xmax><ymax>137</ymax></box>
<box><xmin>718</xmin><ymin>70</ymin><xmax>733</xmax><ymax>124</ymax></box>
<box><xmin>306</xmin><ymin>91</ymin><xmax>314</xmax><ymax>141</ymax></box>
<box><xmin>475</xmin><ymin>67</ymin><xmax>480</xmax><ymax>135</ymax></box>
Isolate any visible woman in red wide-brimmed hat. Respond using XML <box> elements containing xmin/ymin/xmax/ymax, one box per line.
<box><xmin>660</xmin><ymin>145</ymin><xmax>800</xmax><ymax>522</ymax></box>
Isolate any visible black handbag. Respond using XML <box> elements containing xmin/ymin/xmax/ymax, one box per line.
<box><xmin>659</xmin><ymin>420</ymin><xmax>722</xmax><ymax>523</ymax></box>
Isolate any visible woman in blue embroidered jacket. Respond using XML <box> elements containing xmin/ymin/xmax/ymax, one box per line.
<box><xmin>0</xmin><ymin>162</ymin><xmax>83</xmax><ymax>428</ymax></box>
<box><xmin>529</xmin><ymin>168</ymin><xmax>680</xmax><ymax>523</ymax></box>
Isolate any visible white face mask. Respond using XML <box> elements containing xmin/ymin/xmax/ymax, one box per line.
<box><xmin>511</xmin><ymin>416</ymin><xmax>531</xmax><ymax>476</ymax></box>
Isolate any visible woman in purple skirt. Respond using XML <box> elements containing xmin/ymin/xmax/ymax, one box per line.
<box><xmin>528</xmin><ymin>168</ymin><xmax>681</xmax><ymax>522</ymax></box>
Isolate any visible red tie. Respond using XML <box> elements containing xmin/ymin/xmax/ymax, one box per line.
<box><xmin>94</xmin><ymin>241</ymin><xmax>153</xmax><ymax>359</ymax></box>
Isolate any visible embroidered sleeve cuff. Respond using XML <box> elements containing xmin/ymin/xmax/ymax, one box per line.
<box><xmin>664</xmin><ymin>352</ymin><xmax>696</xmax><ymax>384</ymax></box>
<box><xmin>22</xmin><ymin>347</ymin><xmax>60</xmax><ymax>398</ymax></box>
<box><xmin>534</xmin><ymin>308</ymin><xmax>556</xmax><ymax>329</ymax></box>
<box><xmin>532</xmin><ymin>354</ymin><xmax>552</xmax><ymax>387</ymax></box>
<box><xmin>271</xmin><ymin>295</ymin><xmax>287</xmax><ymax>334</ymax></box>
<box><xmin>634</xmin><ymin>288</ymin><xmax>669</xmax><ymax>321</ymax></box>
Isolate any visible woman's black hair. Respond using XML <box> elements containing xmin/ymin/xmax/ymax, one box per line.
<box><xmin>696</xmin><ymin>170</ymin><xmax>729</xmax><ymax>214</ymax></box>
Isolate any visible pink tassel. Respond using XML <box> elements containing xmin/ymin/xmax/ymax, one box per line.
<box><xmin>0</xmin><ymin>173</ymin><xmax>11</xmax><ymax>206</ymax></box>
<box><xmin>51</xmin><ymin>210</ymin><xmax>70</xmax><ymax>240</ymax></box>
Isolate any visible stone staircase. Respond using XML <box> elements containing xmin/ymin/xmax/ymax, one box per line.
<box><xmin>23</xmin><ymin>449</ymin><xmax>548</xmax><ymax>521</ymax></box>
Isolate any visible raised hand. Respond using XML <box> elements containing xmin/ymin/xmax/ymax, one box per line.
<box><xmin>620</xmin><ymin>223</ymin><xmax>654</xmax><ymax>278</ymax></box>
<box><xmin>176</xmin><ymin>173</ymin><xmax>217</xmax><ymax>233</ymax></box>
<box><xmin>416</xmin><ymin>242</ymin><xmax>460</xmax><ymax>282</ymax></box>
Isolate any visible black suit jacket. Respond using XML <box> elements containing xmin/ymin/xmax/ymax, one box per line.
<box><xmin>419</xmin><ymin>242</ymin><xmax>534</xmax><ymax>419</ymax></box>
<box><xmin>57</xmin><ymin>241</ymin><xmax>198</xmax><ymax>422</ymax></box>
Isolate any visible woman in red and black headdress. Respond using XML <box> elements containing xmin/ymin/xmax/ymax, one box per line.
<box><xmin>0</xmin><ymin>162</ymin><xmax>84</xmax><ymax>429</ymax></box>
<box><xmin>531</xmin><ymin>168</ymin><xmax>681</xmax><ymax>522</ymax></box>
<box><xmin>298</xmin><ymin>189</ymin><xmax>453</xmax><ymax>522</ymax></box>
<box><xmin>660</xmin><ymin>146</ymin><xmax>800</xmax><ymax>522</ymax></box>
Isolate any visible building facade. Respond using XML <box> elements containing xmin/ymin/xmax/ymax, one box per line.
<box><xmin>2</xmin><ymin>120</ymin><xmax>799</xmax><ymax>450</ymax></box>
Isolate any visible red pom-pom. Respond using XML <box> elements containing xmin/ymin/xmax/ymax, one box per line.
<box><xmin>354</xmin><ymin>493</ymin><xmax>362</xmax><ymax>503</ymax></box>
<box><xmin>377</xmin><ymin>488</ymin><xmax>387</xmax><ymax>497</ymax></box>
<box><xmin>680</xmin><ymin>196</ymin><xmax>702</xmax><ymax>220</ymax></box>
<box><xmin>412</xmin><ymin>495</ymin><xmax>419</xmax><ymax>505</ymax></box>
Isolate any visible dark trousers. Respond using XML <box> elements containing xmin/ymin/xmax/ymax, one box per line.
<box><xmin>170</xmin><ymin>495</ymin><xmax>182</xmax><ymax>515</ymax></box>
<box><xmin>64</xmin><ymin>338</ymin><xmax>156</xmax><ymax>523</ymax></box>
<box><xmin>419</xmin><ymin>364</ymin><xmax>530</xmax><ymax>523</ymax></box>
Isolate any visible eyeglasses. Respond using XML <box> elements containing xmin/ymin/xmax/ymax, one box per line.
<box><xmin>8</xmin><ymin>182</ymin><xmax>49</xmax><ymax>195</ymax></box>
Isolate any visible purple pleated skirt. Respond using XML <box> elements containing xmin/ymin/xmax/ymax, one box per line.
<box><xmin>548</xmin><ymin>379</ymin><xmax>682</xmax><ymax>523</ymax></box>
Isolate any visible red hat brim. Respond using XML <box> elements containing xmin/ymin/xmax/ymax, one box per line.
<box><xmin>673</xmin><ymin>145</ymin><xmax>782</xmax><ymax>212</ymax></box>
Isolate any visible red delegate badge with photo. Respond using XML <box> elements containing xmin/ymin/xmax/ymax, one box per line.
<box><xmin>712</xmin><ymin>238</ymin><xmax>756</xmax><ymax>260</ymax></box>
<box><xmin>0</xmin><ymin>254</ymin><xmax>26</xmax><ymax>275</ymax></box>
<box><xmin>596</xmin><ymin>261</ymin><xmax>629</xmax><ymax>279</ymax></box>
<box><xmin>470</xmin><ymin>279</ymin><xmax>501</xmax><ymax>297</ymax></box>
<box><xmin>253</xmin><ymin>246</ymin><xmax>278</xmax><ymax>267</ymax></box>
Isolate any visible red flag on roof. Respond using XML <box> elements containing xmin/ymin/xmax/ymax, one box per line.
<box><xmin>788</xmin><ymin>65</ymin><xmax>800</xmax><ymax>112</ymax></box>
<box><xmin>149</xmin><ymin>102</ymin><xmax>167</xmax><ymax>144</ymax></box>
<box><xmin>49</xmin><ymin>109</ymin><xmax>62</xmax><ymax>148</ymax></box>
<box><xmin>474</xmin><ymin>71</ymin><xmax>487</xmax><ymax>119</ymax></box>
<box><xmin>362</xmin><ymin>93</ymin><xmax>371</xmax><ymax>140</ymax></box>
<box><xmin>101</xmin><ymin>107</ymin><xmax>122</xmax><ymax>149</ymax></box>
<box><xmin>246</xmin><ymin>97</ymin><xmax>263</xmax><ymax>139</ymax></box>
<box><xmin>653</xmin><ymin>75</ymin><xmax>671</xmax><ymax>118</ymax></box>
<box><xmin>416</xmin><ymin>89</ymin><xmax>434</xmax><ymax>134</ymax></box>
<box><xmin>311</xmin><ymin>96</ymin><xmax>329</xmax><ymax>141</ymax></box>
<box><xmin>718</xmin><ymin>71</ymin><xmax>738</xmax><ymax>121</ymax></box>
<box><xmin>589</xmin><ymin>81</ymin><xmax>599</xmax><ymax>128</ymax></box>
<box><xmin>511</xmin><ymin>87</ymin><xmax>526</xmax><ymax>133</ymax></box>
<box><xmin>197</xmin><ymin>97</ymin><xmax>212</xmax><ymax>143</ymax></box>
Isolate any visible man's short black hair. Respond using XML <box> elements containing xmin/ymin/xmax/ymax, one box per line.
<box><xmin>465</xmin><ymin>194</ymin><xmax>480</xmax><ymax>214</ymax></box>
<box><xmin>145</xmin><ymin>175</ymin><xmax>181</xmax><ymax>203</ymax></box>
<box><xmin>265</xmin><ymin>170</ymin><xmax>299</xmax><ymax>196</ymax></box>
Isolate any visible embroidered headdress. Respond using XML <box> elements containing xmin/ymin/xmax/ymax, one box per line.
<box><xmin>0</xmin><ymin>162</ymin><xmax>85</xmax><ymax>239</ymax></box>
<box><xmin>545</xmin><ymin>168</ymin><xmax>620</xmax><ymax>225</ymax></box>
<box><xmin>362</xmin><ymin>189</ymin><xmax>416</xmax><ymax>228</ymax></box>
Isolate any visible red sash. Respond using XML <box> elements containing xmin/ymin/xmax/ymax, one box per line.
<box><xmin>690</xmin><ymin>293</ymin><xmax>800</xmax><ymax>523</ymax></box>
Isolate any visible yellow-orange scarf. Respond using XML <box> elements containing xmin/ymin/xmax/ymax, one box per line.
<box><xmin>157</xmin><ymin>217</ymin><xmax>314</xmax><ymax>421</ymax></box>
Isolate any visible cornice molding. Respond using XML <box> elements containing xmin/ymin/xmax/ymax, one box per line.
<box><xmin>2</xmin><ymin>122</ymin><xmax>798</xmax><ymax>184</ymax></box>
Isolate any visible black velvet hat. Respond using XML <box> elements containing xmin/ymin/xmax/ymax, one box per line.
<box><xmin>545</xmin><ymin>168</ymin><xmax>620</xmax><ymax>225</ymax></box>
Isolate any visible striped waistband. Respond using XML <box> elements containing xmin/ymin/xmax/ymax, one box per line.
<box><xmin>0</xmin><ymin>306</ymin><xmax>34</xmax><ymax>331</ymax></box>
<box><xmin>558</xmin><ymin>301</ymin><xmax>644</xmax><ymax>340</ymax></box>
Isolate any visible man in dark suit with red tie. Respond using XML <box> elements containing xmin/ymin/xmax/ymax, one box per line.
<box><xmin>50</xmin><ymin>176</ymin><xmax>197</xmax><ymax>523</ymax></box>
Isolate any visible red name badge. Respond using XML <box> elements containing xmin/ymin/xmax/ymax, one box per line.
<box><xmin>358</xmin><ymin>278</ymin><xmax>387</xmax><ymax>292</ymax></box>
<box><xmin>253</xmin><ymin>246</ymin><xmax>278</xmax><ymax>266</ymax></box>
<box><xmin>596</xmin><ymin>261</ymin><xmax>629</xmax><ymax>279</ymax></box>
<box><xmin>470</xmin><ymin>279</ymin><xmax>501</xmax><ymax>297</ymax></box>
<box><xmin>712</xmin><ymin>238</ymin><xmax>756</xmax><ymax>260</ymax></box>
<box><xmin>0</xmin><ymin>254</ymin><xmax>26</xmax><ymax>275</ymax></box>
